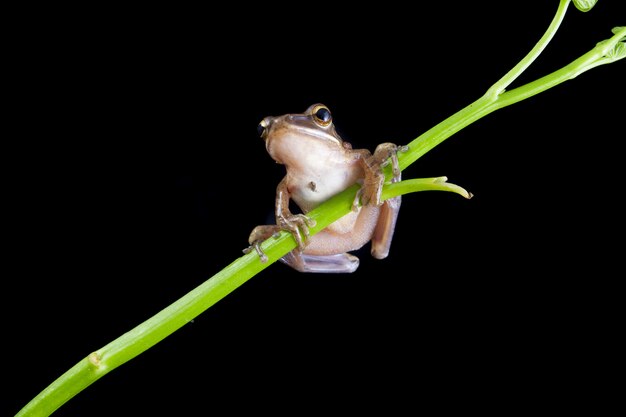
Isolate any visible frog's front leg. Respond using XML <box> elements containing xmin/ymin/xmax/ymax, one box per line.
<box><xmin>355</xmin><ymin>143</ymin><xmax>406</xmax><ymax>209</ymax></box>
<box><xmin>274</xmin><ymin>178</ymin><xmax>316</xmax><ymax>248</ymax></box>
<box><xmin>245</xmin><ymin>178</ymin><xmax>316</xmax><ymax>264</ymax></box>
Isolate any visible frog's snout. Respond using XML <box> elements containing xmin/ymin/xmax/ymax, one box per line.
<box><xmin>257</xmin><ymin>117</ymin><xmax>271</xmax><ymax>140</ymax></box>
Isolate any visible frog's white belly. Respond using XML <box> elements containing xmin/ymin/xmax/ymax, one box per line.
<box><xmin>290</xmin><ymin>166</ymin><xmax>358</xmax><ymax>212</ymax></box>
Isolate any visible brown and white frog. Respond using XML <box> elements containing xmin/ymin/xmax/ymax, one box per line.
<box><xmin>246</xmin><ymin>103</ymin><xmax>406</xmax><ymax>273</ymax></box>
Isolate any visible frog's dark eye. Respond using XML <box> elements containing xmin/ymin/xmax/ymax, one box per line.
<box><xmin>312</xmin><ymin>105</ymin><xmax>332</xmax><ymax>126</ymax></box>
<box><xmin>257</xmin><ymin>119</ymin><xmax>269</xmax><ymax>138</ymax></box>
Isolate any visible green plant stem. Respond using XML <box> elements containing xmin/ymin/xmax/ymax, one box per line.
<box><xmin>399</xmin><ymin>24</ymin><xmax>625</xmax><ymax>170</ymax></box>
<box><xmin>14</xmin><ymin>179</ymin><xmax>456</xmax><ymax>417</ymax></box>
<box><xmin>485</xmin><ymin>0</ymin><xmax>571</xmax><ymax>98</ymax></box>
<box><xmin>16</xmin><ymin>12</ymin><xmax>624</xmax><ymax>417</ymax></box>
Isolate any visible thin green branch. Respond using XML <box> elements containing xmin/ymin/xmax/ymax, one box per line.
<box><xmin>381</xmin><ymin>177</ymin><xmax>472</xmax><ymax>201</ymax></box>
<box><xmin>485</xmin><ymin>0</ymin><xmax>571</xmax><ymax>98</ymax></box>
<box><xmin>15</xmin><ymin>7</ymin><xmax>624</xmax><ymax>417</ymax></box>
<box><xmin>14</xmin><ymin>177</ymin><xmax>466</xmax><ymax>417</ymax></box>
<box><xmin>398</xmin><ymin>25</ymin><xmax>625</xmax><ymax>170</ymax></box>
<box><xmin>492</xmin><ymin>25</ymin><xmax>625</xmax><ymax>110</ymax></box>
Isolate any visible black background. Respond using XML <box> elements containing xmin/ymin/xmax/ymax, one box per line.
<box><xmin>7</xmin><ymin>3</ymin><xmax>624</xmax><ymax>416</ymax></box>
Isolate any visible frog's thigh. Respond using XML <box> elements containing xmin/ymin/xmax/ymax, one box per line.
<box><xmin>304</xmin><ymin>205</ymin><xmax>381</xmax><ymax>256</ymax></box>
<box><xmin>371</xmin><ymin>195</ymin><xmax>401</xmax><ymax>259</ymax></box>
<box><xmin>279</xmin><ymin>206</ymin><xmax>381</xmax><ymax>273</ymax></box>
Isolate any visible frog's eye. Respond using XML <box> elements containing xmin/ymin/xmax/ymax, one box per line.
<box><xmin>312</xmin><ymin>105</ymin><xmax>332</xmax><ymax>127</ymax></box>
<box><xmin>257</xmin><ymin>119</ymin><xmax>269</xmax><ymax>138</ymax></box>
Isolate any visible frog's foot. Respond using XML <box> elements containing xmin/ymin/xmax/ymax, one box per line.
<box><xmin>244</xmin><ymin>215</ymin><xmax>317</xmax><ymax>263</ymax></box>
<box><xmin>379</xmin><ymin>144</ymin><xmax>408</xmax><ymax>182</ymax></box>
<box><xmin>355</xmin><ymin>143</ymin><xmax>408</xmax><ymax>210</ymax></box>
<box><xmin>243</xmin><ymin>225</ymin><xmax>282</xmax><ymax>263</ymax></box>
<box><xmin>277</xmin><ymin>214</ymin><xmax>317</xmax><ymax>250</ymax></box>
<box><xmin>243</xmin><ymin>242</ymin><xmax>268</xmax><ymax>263</ymax></box>
<box><xmin>281</xmin><ymin>251</ymin><xmax>360</xmax><ymax>273</ymax></box>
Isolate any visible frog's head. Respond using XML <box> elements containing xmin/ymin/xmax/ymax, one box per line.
<box><xmin>257</xmin><ymin>104</ymin><xmax>348</xmax><ymax>165</ymax></box>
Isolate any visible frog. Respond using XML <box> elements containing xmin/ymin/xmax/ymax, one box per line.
<box><xmin>245</xmin><ymin>103</ymin><xmax>406</xmax><ymax>273</ymax></box>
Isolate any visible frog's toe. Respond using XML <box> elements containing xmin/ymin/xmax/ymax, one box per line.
<box><xmin>245</xmin><ymin>225</ymin><xmax>281</xmax><ymax>263</ymax></box>
<box><xmin>280</xmin><ymin>214</ymin><xmax>316</xmax><ymax>249</ymax></box>
<box><xmin>243</xmin><ymin>241</ymin><xmax>268</xmax><ymax>263</ymax></box>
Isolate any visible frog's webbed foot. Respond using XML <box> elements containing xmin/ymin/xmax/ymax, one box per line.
<box><xmin>354</xmin><ymin>143</ymin><xmax>408</xmax><ymax>211</ymax></box>
<box><xmin>281</xmin><ymin>251</ymin><xmax>360</xmax><ymax>273</ymax></box>
<box><xmin>277</xmin><ymin>213</ymin><xmax>317</xmax><ymax>250</ymax></box>
<box><xmin>244</xmin><ymin>215</ymin><xmax>317</xmax><ymax>263</ymax></box>
<box><xmin>379</xmin><ymin>143</ymin><xmax>409</xmax><ymax>181</ymax></box>
<box><xmin>243</xmin><ymin>225</ymin><xmax>281</xmax><ymax>263</ymax></box>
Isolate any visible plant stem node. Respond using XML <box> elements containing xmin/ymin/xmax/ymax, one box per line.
<box><xmin>88</xmin><ymin>352</ymin><xmax>102</xmax><ymax>368</ymax></box>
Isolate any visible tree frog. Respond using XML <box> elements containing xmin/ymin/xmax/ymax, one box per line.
<box><xmin>246</xmin><ymin>103</ymin><xmax>406</xmax><ymax>273</ymax></box>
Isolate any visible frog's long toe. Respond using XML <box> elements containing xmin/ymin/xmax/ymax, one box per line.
<box><xmin>244</xmin><ymin>224</ymin><xmax>281</xmax><ymax>263</ymax></box>
<box><xmin>243</xmin><ymin>241</ymin><xmax>268</xmax><ymax>263</ymax></box>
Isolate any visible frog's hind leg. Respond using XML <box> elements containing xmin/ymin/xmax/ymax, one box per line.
<box><xmin>281</xmin><ymin>251</ymin><xmax>360</xmax><ymax>273</ymax></box>
<box><xmin>371</xmin><ymin>195</ymin><xmax>401</xmax><ymax>259</ymax></box>
<box><xmin>371</xmin><ymin>153</ymin><xmax>402</xmax><ymax>259</ymax></box>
